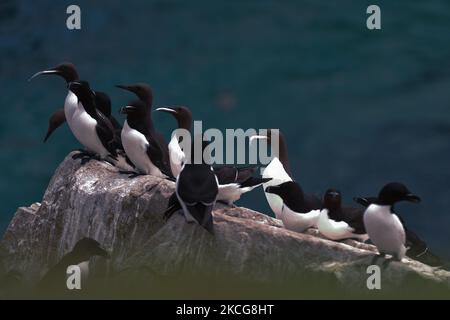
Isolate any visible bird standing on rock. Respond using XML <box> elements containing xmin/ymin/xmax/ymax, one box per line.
<box><xmin>363</xmin><ymin>182</ymin><xmax>421</xmax><ymax>264</ymax></box>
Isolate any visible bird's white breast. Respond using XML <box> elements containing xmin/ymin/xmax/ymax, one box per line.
<box><xmin>168</xmin><ymin>134</ymin><xmax>185</xmax><ymax>178</ymax></box>
<box><xmin>318</xmin><ymin>209</ymin><xmax>362</xmax><ymax>241</ymax></box>
<box><xmin>363</xmin><ymin>204</ymin><xmax>406</xmax><ymax>259</ymax></box>
<box><xmin>64</xmin><ymin>94</ymin><xmax>109</xmax><ymax>157</ymax></box>
<box><xmin>121</xmin><ymin>121</ymin><xmax>164</xmax><ymax>177</ymax></box>
<box><xmin>281</xmin><ymin>205</ymin><xmax>320</xmax><ymax>233</ymax></box>
<box><xmin>262</xmin><ymin>157</ymin><xmax>293</xmax><ymax>219</ymax></box>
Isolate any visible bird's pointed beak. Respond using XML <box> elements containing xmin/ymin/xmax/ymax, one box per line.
<box><xmin>120</xmin><ymin>105</ymin><xmax>136</xmax><ymax>114</ymax></box>
<box><xmin>116</xmin><ymin>84</ymin><xmax>132</xmax><ymax>91</ymax></box>
<box><xmin>156</xmin><ymin>107</ymin><xmax>177</xmax><ymax>114</ymax></box>
<box><xmin>404</xmin><ymin>193</ymin><xmax>421</xmax><ymax>203</ymax></box>
<box><xmin>28</xmin><ymin>69</ymin><xmax>60</xmax><ymax>82</ymax></box>
<box><xmin>249</xmin><ymin>135</ymin><xmax>269</xmax><ymax>143</ymax></box>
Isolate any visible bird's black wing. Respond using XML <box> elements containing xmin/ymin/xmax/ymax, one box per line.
<box><xmin>353</xmin><ymin>196</ymin><xmax>378</xmax><ymax>208</ymax></box>
<box><xmin>341</xmin><ymin>206</ymin><xmax>366</xmax><ymax>234</ymax></box>
<box><xmin>146</xmin><ymin>137</ymin><xmax>173</xmax><ymax>178</ymax></box>
<box><xmin>44</xmin><ymin>108</ymin><xmax>66</xmax><ymax>142</ymax></box>
<box><xmin>94</xmin><ymin>109</ymin><xmax>118</xmax><ymax>158</ymax></box>
<box><xmin>239</xmin><ymin>177</ymin><xmax>272</xmax><ymax>188</ymax></box>
<box><xmin>304</xmin><ymin>193</ymin><xmax>322</xmax><ymax>211</ymax></box>
<box><xmin>214</xmin><ymin>166</ymin><xmax>237</xmax><ymax>184</ymax></box>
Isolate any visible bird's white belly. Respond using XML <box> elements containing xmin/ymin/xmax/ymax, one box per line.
<box><xmin>262</xmin><ymin>158</ymin><xmax>293</xmax><ymax>219</ymax></box>
<box><xmin>121</xmin><ymin>122</ymin><xmax>163</xmax><ymax>177</ymax></box>
<box><xmin>168</xmin><ymin>134</ymin><xmax>184</xmax><ymax>178</ymax></box>
<box><xmin>281</xmin><ymin>206</ymin><xmax>320</xmax><ymax>233</ymax></box>
<box><xmin>364</xmin><ymin>205</ymin><xmax>406</xmax><ymax>258</ymax></box>
<box><xmin>317</xmin><ymin>210</ymin><xmax>367</xmax><ymax>241</ymax></box>
<box><xmin>64</xmin><ymin>91</ymin><xmax>78</xmax><ymax>120</ymax></box>
<box><xmin>66</xmin><ymin>102</ymin><xmax>109</xmax><ymax>157</ymax></box>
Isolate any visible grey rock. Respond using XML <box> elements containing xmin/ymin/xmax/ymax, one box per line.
<box><xmin>1</xmin><ymin>152</ymin><xmax>449</xmax><ymax>298</ymax></box>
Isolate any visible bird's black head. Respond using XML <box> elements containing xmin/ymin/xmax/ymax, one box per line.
<box><xmin>377</xmin><ymin>182</ymin><xmax>421</xmax><ymax>206</ymax></box>
<box><xmin>265</xmin><ymin>181</ymin><xmax>304</xmax><ymax>203</ymax></box>
<box><xmin>116</xmin><ymin>83</ymin><xmax>153</xmax><ymax>106</ymax></box>
<box><xmin>68</xmin><ymin>81</ymin><xmax>94</xmax><ymax>105</ymax></box>
<box><xmin>323</xmin><ymin>188</ymin><xmax>342</xmax><ymax>211</ymax></box>
<box><xmin>71</xmin><ymin>238</ymin><xmax>109</xmax><ymax>262</ymax></box>
<box><xmin>156</xmin><ymin>106</ymin><xmax>192</xmax><ymax>131</ymax></box>
<box><xmin>28</xmin><ymin>62</ymin><xmax>79</xmax><ymax>83</ymax></box>
<box><xmin>120</xmin><ymin>99</ymin><xmax>148</xmax><ymax>119</ymax></box>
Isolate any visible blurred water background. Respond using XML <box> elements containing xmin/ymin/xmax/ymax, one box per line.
<box><xmin>1</xmin><ymin>0</ymin><xmax>450</xmax><ymax>259</ymax></box>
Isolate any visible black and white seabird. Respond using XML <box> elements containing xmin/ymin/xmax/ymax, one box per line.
<box><xmin>317</xmin><ymin>189</ymin><xmax>368</xmax><ymax>241</ymax></box>
<box><xmin>36</xmin><ymin>238</ymin><xmax>109</xmax><ymax>295</ymax></box>
<box><xmin>251</xmin><ymin>129</ymin><xmax>320</xmax><ymax>219</ymax></box>
<box><xmin>29</xmin><ymin>62</ymin><xmax>122</xmax><ymax>143</ymax></box>
<box><xmin>116</xmin><ymin>83</ymin><xmax>171</xmax><ymax>175</ymax></box>
<box><xmin>156</xmin><ymin>106</ymin><xmax>269</xmax><ymax>204</ymax></box>
<box><xmin>155</xmin><ymin>106</ymin><xmax>192</xmax><ymax>177</ymax></box>
<box><xmin>354</xmin><ymin>193</ymin><xmax>445</xmax><ymax>267</ymax></box>
<box><xmin>120</xmin><ymin>100</ymin><xmax>173</xmax><ymax>178</ymax></box>
<box><xmin>265</xmin><ymin>181</ymin><xmax>322</xmax><ymax>233</ymax></box>
<box><xmin>362</xmin><ymin>182</ymin><xmax>421</xmax><ymax>262</ymax></box>
<box><xmin>176</xmin><ymin>161</ymin><xmax>219</xmax><ymax>234</ymax></box>
<box><xmin>66</xmin><ymin>81</ymin><xmax>119</xmax><ymax>162</ymax></box>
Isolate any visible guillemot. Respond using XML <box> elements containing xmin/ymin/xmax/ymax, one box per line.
<box><xmin>157</xmin><ymin>106</ymin><xmax>269</xmax><ymax>204</ymax></box>
<box><xmin>65</xmin><ymin>81</ymin><xmax>119</xmax><ymax>162</ymax></box>
<box><xmin>116</xmin><ymin>83</ymin><xmax>172</xmax><ymax>177</ymax></box>
<box><xmin>29</xmin><ymin>62</ymin><xmax>122</xmax><ymax>143</ymax></box>
<box><xmin>119</xmin><ymin>100</ymin><xmax>173</xmax><ymax>178</ymax></box>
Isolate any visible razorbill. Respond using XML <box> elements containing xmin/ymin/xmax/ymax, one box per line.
<box><xmin>65</xmin><ymin>81</ymin><xmax>119</xmax><ymax>162</ymax></box>
<box><xmin>29</xmin><ymin>62</ymin><xmax>122</xmax><ymax>142</ymax></box>
<box><xmin>120</xmin><ymin>100</ymin><xmax>173</xmax><ymax>178</ymax></box>
<box><xmin>317</xmin><ymin>189</ymin><xmax>368</xmax><ymax>241</ymax></box>
<box><xmin>251</xmin><ymin>129</ymin><xmax>321</xmax><ymax>219</ymax></box>
<box><xmin>363</xmin><ymin>182</ymin><xmax>421</xmax><ymax>262</ymax></box>
<box><xmin>36</xmin><ymin>238</ymin><xmax>109</xmax><ymax>295</ymax></box>
<box><xmin>176</xmin><ymin>162</ymin><xmax>219</xmax><ymax>234</ymax></box>
<box><xmin>265</xmin><ymin>181</ymin><xmax>321</xmax><ymax>233</ymax></box>
<box><xmin>354</xmin><ymin>194</ymin><xmax>444</xmax><ymax>267</ymax></box>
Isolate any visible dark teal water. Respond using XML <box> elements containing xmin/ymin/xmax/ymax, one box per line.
<box><xmin>1</xmin><ymin>0</ymin><xmax>450</xmax><ymax>258</ymax></box>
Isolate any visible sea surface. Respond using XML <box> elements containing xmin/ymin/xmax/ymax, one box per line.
<box><xmin>1</xmin><ymin>0</ymin><xmax>450</xmax><ymax>259</ymax></box>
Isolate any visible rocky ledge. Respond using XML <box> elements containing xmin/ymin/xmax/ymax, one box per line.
<box><xmin>0</xmin><ymin>152</ymin><xmax>449</xmax><ymax>298</ymax></box>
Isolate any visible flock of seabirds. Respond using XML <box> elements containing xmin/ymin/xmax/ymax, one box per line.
<box><xmin>1</xmin><ymin>61</ymin><xmax>447</xmax><ymax>296</ymax></box>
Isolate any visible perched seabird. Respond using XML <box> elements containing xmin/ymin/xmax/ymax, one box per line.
<box><xmin>362</xmin><ymin>182</ymin><xmax>421</xmax><ymax>263</ymax></box>
<box><xmin>354</xmin><ymin>194</ymin><xmax>445</xmax><ymax>267</ymax></box>
<box><xmin>317</xmin><ymin>189</ymin><xmax>368</xmax><ymax>241</ymax></box>
<box><xmin>251</xmin><ymin>129</ymin><xmax>320</xmax><ymax>219</ymax></box>
<box><xmin>36</xmin><ymin>238</ymin><xmax>109</xmax><ymax>295</ymax></box>
<box><xmin>157</xmin><ymin>106</ymin><xmax>269</xmax><ymax>204</ymax></box>
<box><xmin>155</xmin><ymin>106</ymin><xmax>192</xmax><ymax>177</ymax></box>
<box><xmin>29</xmin><ymin>62</ymin><xmax>122</xmax><ymax>142</ymax></box>
<box><xmin>176</xmin><ymin>162</ymin><xmax>219</xmax><ymax>234</ymax></box>
<box><xmin>265</xmin><ymin>181</ymin><xmax>321</xmax><ymax>233</ymax></box>
<box><xmin>116</xmin><ymin>83</ymin><xmax>171</xmax><ymax>175</ymax></box>
<box><xmin>66</xmin><ymin>81</ymin><xmax>118</xmax><ymax>162</ymax></box>
<box><xmin>120</xmin><ymin>100</ymin><xmax>173</xmax><ymax>178</ymax></box>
